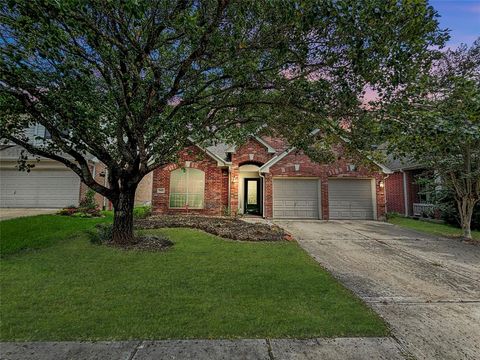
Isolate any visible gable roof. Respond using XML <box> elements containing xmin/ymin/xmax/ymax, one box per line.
<box><xmin>258</xmin><ymin>147</ymin><xmax>296</xmax><ymax>173</ymax></box>
<box><xmin>225</xmin><ymin>136</ymin><xmax>276</xmax><ymax>154</ymax></box>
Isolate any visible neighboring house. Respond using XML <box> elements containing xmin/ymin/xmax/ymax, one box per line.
<box><xmin>152</xmin><ymin>136</ymin><xmax>391</xmax><ymax>220</ymax></box>
<box><xmin>0</xmin><ymin>125</ymin><xmax>152</xmax><ymax>208</ymax></box>
<box><xmin>384</xmin><ymin>158</ymin><xmax>435</xmax><ymax>217</ymax></box>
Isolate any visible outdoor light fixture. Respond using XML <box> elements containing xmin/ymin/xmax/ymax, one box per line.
<box><xmin>379</xmin><ymin>180</ymin><xmax>385</xmax><ymax>188</ymax></box>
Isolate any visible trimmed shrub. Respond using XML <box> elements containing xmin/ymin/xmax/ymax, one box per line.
<box><xmin>86</xmin><ymin>224</ymin><xmax>113</xmax><ymax>244</ymax></box>
<box><xmin>133</xmin><ymin>205</ymin><xmax>152</xmax><ymax>219</ymax></box>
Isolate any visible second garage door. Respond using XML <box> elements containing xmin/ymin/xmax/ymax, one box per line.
<box><xmin>273</xmin><ymin>179</ymin><xmax>319</xmax><ymax>219</ymax></box>
<box><xmin>328</xmin><ymin>178</ymin><xmax>374</xmax><ymax>220</ymax></box>
<box><xmin>0</xmin><ymin>168</ymin><xmax>81</xmax><ymax>208</ymax></box>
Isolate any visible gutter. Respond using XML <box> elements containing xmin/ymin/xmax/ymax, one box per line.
<box><xmin>227</xmin><ymin>166</ymin><xmax>231</xmax><ymax>213</ymax></box>
<box><xmin>401</xmin><ymin>170</ymin><xmax>409</xmax><ymax>216</ymax></box>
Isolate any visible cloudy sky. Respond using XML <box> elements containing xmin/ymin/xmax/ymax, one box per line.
<box><xmin>430</xmin><ymin>0</ymin><xmax>479</xmax><ymax>47</ymax></box>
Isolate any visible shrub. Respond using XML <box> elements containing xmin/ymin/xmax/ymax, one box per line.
<box><xmin>386</xmin><ymin>212</ymin><xmax>403</xmax><ymax>220</ymax></box>
<box><xmin>133</xmin><ymin>205</ymin><xmax>152</xmax><ymax>219</ymax></box>
<box><xmin>86</xmin><ymin>224</ymin><xmax>113</xmax><ymax>244</ymax></box>
<box><xmin>439</xmin><ymin>193</ymin><xmax>480</xmax><ymax>231</ymax></box>
<box><xmin>57</xmin><ymin>207</ymin><xmax>78</xmax><ymax>216</ymax></box>
<box><xmin>79</xmin><ymin>189</ymin><xmax>98</xmax><ymax>211</ymax></box>
<box><xmin>58</xmin><ymin>189</ymin><xmax>102</xmax><ymax>218</ymax></box>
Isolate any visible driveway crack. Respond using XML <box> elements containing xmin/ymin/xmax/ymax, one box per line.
<box><xmin>265</xmin><ymin>338</ymin><xmax>275</xmax><ymax>360</ymax></box>
<box><xmin>127</xmin><ymin>341</ymin><xmax>144</xmax><ymax>360</ymax></box>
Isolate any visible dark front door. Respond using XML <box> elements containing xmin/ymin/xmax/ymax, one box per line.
<box><xmin>244</xmin><ymin>178</ymin><xmax>261</xmax><ymax>215</ymax></box>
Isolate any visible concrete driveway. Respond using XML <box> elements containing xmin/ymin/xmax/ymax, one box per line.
<box><xmin>0</xmin><ymin>208</ymin><xmax>57</xmax><ymax>221</ymax></box>
<box><xmin>275</xmin><ymin>220</ymin><xmax>480</xmax><ymax>360</ymax></box>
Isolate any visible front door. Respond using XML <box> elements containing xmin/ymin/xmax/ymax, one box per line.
<box><xmin>244</xmin><ymin>178</ymin><xmax>261</xmax><ymax>215</ymax></box>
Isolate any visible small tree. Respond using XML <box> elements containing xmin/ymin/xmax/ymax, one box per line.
<box><xmin>0</xmin><ymin>1</ymin><xmax>445</xmax><ymax>244</ymax></box>
<box><xmin>383</xmin><ymin>41</ymin><xmax>480</xmax><ymax>239</ymax></box>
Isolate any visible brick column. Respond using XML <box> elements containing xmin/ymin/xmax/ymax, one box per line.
<box><xmin>263</xmin><ymin>174</ymin><xmax>273</xmax><ymax>218</ymax></box>
<box><xmin>230</xmin><ymin>166</ymin><xmax>239</xmax><ymax>216</ymax></box>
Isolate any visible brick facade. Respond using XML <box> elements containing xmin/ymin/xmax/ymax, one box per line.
<box><xmin>385</xmin><ymin>169</ymin><xmax>425</xmax><ymax>216</ymax></box>
<box><xmin>152</xmin><ymin>145</ymin><xmax>229</xmax><ymax>215</ymax></box>
<box><xmin>265</xmin><ymin>150</ymin><xmax>386</xmax><ymax>220</ymax></box>
<box><xmin>385</xmin><ymin>171</ymin><xmax>406</xmax><ymax>214</ymax></box>
<box><xmin>151</xmin><ymin>137</ymin><xmax>387</xmax><ymax>220</ymax></box>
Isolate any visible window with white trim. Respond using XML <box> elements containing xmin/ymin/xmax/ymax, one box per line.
<box><xmin>169</xmin><ymin>168</ymin><xmax>205</xmax><ymax>209</ymax></box>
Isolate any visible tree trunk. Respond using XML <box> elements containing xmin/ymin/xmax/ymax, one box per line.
<box><xmin>111</xmin><ymin>188</ymin><xmax>136</xmax><ymax>244</ymax></box>
<box><xmin>457</xmin><ymin>196</ymin><xmax>475</xmax><ymax>240</ymax></box>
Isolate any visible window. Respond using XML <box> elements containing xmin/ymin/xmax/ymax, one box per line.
<box><xmin>169</xmin><ymin>168</ymin><xmax>205</xmax><ymax>208</ymax></box>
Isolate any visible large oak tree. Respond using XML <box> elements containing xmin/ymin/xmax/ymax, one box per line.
<box><xmin>0</xmin><ymin>0</ymin><xmax>445</xmax><ymax>243</ymax></box>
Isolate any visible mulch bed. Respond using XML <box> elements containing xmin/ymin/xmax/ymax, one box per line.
<box><xmin>107</xmin><ymin>235</ymin><xmax>174</xmax><ymax>252</ymax></box>
<box><xmin>135</xmin><ymin>215</ymin><xmax>290</xmax><ymax>241</ymax></box>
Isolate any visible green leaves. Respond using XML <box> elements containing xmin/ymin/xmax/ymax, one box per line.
<box><xmin>1</xmin><ymin>0</ymin><xmax>447</xmax><ymax>192</ymax></box>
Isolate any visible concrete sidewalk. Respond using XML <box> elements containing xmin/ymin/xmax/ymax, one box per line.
<box><xmin>0</xmin><ymin>337</ymin><xmax>405</xmax><ymax>360</ymax></box>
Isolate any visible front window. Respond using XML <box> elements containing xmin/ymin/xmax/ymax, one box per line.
<box><xmin>169</xmin><ymin>168</ymin><xmax>205</xmax><ymax>209</ymax></box>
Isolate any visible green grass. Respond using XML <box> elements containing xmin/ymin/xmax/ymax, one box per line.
<box><xmin>388</xmin><ymin>216</ymin><xmax>480</xmax><ymax>241</ymax></box>
<box><xmin>0</xmin><ymin>214</ymin><xmax>112</xmax><ymax>256</ymax></box>
<box><xmin>0</xmin><ymin>216</ymin><xmax>387</xmax><ymax>341</ymax></box>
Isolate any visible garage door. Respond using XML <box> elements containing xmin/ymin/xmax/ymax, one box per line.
<box><xmin>328</xmin><ymin>179</ymin><xmax>374</xmax><ymax>219</ymax></box>
<box><xmin>273</xmin><ymin>179</ymin><xmax>319</xmax><ymax>219</ymax></box>
<box><xmin>0</xmin><ymin>168</ymin><xmax>81</xmax><ymax>208</ymax></box>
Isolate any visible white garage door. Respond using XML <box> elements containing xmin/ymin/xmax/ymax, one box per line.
<box><xmin>0</xmin><ymin>168</ymin><xmax>81</xmax><ymax>208</ymax></box>
<box><xmin>328</xmin><ymin>179</ymin><xmax>374</xmax><ymax>220</ymax></box>
<box><xmin>273</xmin><ymin>179</ymin><xmax>319</xmax><ymax>219</ymax></box>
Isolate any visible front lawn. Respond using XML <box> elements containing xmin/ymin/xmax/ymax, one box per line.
<box><xmin>0</xmin><ymin>216</ymin><xmax>387</xmax><ymax>340</ymax></box>
<box><xmin>388</xmin><ymin>216</ymin><xmax>480</xmax><ymax>241</ymax></box>
<box><xmin>0</xmin><ymin>213</ymin><xmax>111</xmax><ymax>256</ymax></box>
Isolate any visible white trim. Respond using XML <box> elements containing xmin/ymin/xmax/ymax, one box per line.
<box><xmin>371</xmin><ymin>178</ymin><xmax>378</xmax><ymax>220</ymax></box>
<box><xmin>259</xmin><ymin>148</ymin><xmax>296</xmax><ymax>173</ymax></box>
<box><xmin>186</xmin><ymin>137</ymin><xmax>229</xmax><ymax>166</ymax></box>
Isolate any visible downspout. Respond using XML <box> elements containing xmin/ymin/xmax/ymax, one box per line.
<box><xmin>401</xmin><ymin>170</ymin><xmax>409</xmax><ymax>216</ymax></box>
<box><xmin>227</xmin><ymin>166</ymin><xmax>231</xmax><ymax>214</ymax></box>
<box><xmin>383</xmin><ymin>174</ymin><xmax>390</xmax><ymax>216</ymax></box>
<box><xmin>259</xmin><ymin>172</ymin><xmax>266</xmax><ymax>218</ymax></box>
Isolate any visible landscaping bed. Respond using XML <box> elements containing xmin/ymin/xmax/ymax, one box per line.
<box><xmin>136</xmin><ymin>215</ymin><xmax>289</xmax><ymax>241</ymax></box>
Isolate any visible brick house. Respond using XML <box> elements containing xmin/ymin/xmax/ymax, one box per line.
<box><xmin>152</xmin><ymin>136</ymin><xmax>392</xmax><ymax>220</ymax></box>
<box><xmin>384</xmin><ymin>159</ymin><xmax>435</xmax><ymax>217</ymax></box>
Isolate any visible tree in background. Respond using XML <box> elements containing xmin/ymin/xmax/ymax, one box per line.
<box><xmin>382</xmin><ymin>40</ymin><xmax>480</xmax><ymax>240</ymax></box>
<box><xmin>1</xmin><ymin>0</ymin><xmax>445</xmax><ymax>244</ymax></box>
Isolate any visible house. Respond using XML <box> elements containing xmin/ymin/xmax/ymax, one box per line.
<box><xmin>384</xmin><ymin>158</ymin><xmax>435</xmax><ymax>217</ymax></box>
<box><xmin>0</xmin><ymin>124</ymin><xmax>152</xmax><ymax>209</ymax></box>
<box><xmin>152</xmin><ymin>136</ymin><xmax>391</xmax><ymax>220</ymax></box>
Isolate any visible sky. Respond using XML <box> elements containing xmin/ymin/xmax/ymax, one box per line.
<box><xmin>430</xmin><ymin>0</ymin><xmax>479</xmax><ymax>47</ymax></box>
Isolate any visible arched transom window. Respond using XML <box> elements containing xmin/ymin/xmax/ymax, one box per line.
<box><xmin>169</xmin><ymin>168</ymin><xmax>205</xmax><ymax>209</ymax></box>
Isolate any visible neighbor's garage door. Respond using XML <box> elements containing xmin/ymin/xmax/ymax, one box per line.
<box><xmin>273</xmin><ymin>178</ymin><xmax>319</xmax><ymax>219</ymax></box>
<box><xmin>0</xmin><ymin>168</ymin><xmax>80</xmax><ymax>208</ymax></box>
<box><xmin>328</xmin><ymin>178</ymin><xmax>374</xmax><ymax>219</ymax></box>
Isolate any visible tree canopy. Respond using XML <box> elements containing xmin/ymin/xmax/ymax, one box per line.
<box><xmin>0</xmin><ymin>0</ymin><xmax>447</xmax><ymax>242</ymax></box>
<box><xmin>381</xmin><ymin>40</ymin><xmax>480</xmax><ymax>239</ymax></box>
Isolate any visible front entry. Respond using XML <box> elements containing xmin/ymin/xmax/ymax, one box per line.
<box><xmin>244</xmin><ymin>178</ymin><xmax>261</xmax><ymax>215</ymax></box>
